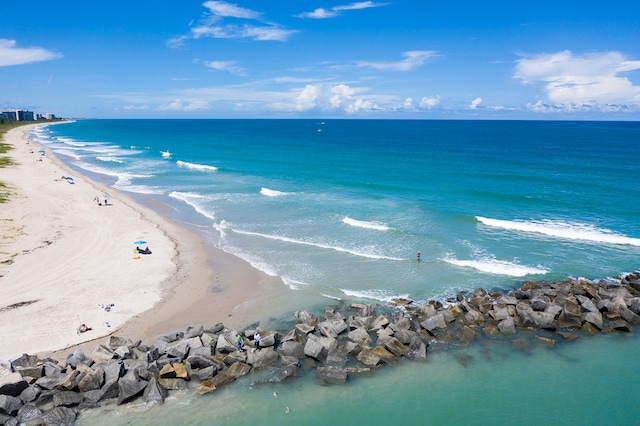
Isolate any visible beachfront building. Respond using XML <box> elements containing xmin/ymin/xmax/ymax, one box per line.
<box><xmin>1</xmin><ymin>109</ymin><xmax>52</xmax><ymax>121</ymax></box>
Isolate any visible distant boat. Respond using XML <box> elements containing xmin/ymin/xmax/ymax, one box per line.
<box><xmin>161</xmin><ymin>150</ymin><xmax>171</xmax><ymax>158</ymax></box>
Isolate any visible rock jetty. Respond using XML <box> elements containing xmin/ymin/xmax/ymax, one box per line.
<box><xmin>1</xmin><ymin>271</ymin><xmax>639</xmax><ymax>425</ymax></box>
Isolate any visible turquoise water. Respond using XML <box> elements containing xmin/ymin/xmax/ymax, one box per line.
<box><xmin>33</xmin><ymin>119</ymin><xmax>640</xmax><ymax>424</ymax></box>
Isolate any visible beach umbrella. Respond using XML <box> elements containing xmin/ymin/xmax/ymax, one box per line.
<box><xmin>134</xmin><ymin>240</ymin><xmax>147</xmax><ymax>245</ymax></box>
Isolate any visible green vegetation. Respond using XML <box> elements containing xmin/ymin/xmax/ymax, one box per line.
<box><xmin>0</xmin><ymin>120</ymin><xmax>33</xmax><ymax>203</ymax></box>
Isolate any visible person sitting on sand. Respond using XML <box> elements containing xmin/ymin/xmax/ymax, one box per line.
<box><xmin>77</xmin><ymin>323</ymin><xmax>92</xmax><ymax>334</ymax></box>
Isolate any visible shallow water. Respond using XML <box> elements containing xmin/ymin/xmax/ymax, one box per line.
<box><xmin>77</xmin><ymin>331</ymin><xmax>640</xmax><ymax>425</ymax></box>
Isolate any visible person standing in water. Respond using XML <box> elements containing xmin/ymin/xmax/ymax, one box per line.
<box><xmin>417</xmin><ymin>252</ymin><xmax>421</xmax><ymax>262</ymax></box>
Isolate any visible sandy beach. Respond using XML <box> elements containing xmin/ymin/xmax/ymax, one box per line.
<box><xmin>0</xmin><ymin>123</ymin><xmax>262</xmax><ymax>361</ymax></box>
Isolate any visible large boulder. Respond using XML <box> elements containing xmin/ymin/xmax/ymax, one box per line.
<box><xmin>0</xmin><ymin>394</ymin><xmax>22</xmax><ymax>416</ymax></box>
<box><xmin>303</xmin><ymin>334</ymin><xmax>337</xmax><ymax>361</ymax></box>
<box><xmin>41</xmin><ymin>406</ymin><xmax>77</xmax><ymax>426</ymax></box>
<box><xmin>52</xmin><ymin>391</ymin><xmax>84</xmax><ymax>408</ymax></box>
<box><xmin>346</xmin><ymin>327</ymin><xmax>371</xmax><ymax>346</ymax></box>
<box><xmin>384</xmin><ymin>337</ymin><xmax>410</xmax><ymax>357</ymax></box>
<box><xmin>247</xmin><ymin>347</ymin><xmax>278</xmax><ymax>369</ymax></box>
<box><xmin>318</xmin><ymin>319</ymin><xmax>348</xmax><ymax>338</ymax></box>
<box><xmin>143</xmin><ymin>377</ymin><xmax>168</xmax><ymax>405</ymax></box>
<box><xmin>529</xmin><ymin>311</ymin><xmax>557</xmax><ymax>330</ymax></box>
<box><xmin>317</xmin><ymin>367</ymin><xmax>347</xmax><ymax>385</ymax></box>
<box><xmin>117</xmin><ymin>377</ymin><xmax>148</xmax><ymax>405</ymax></box>
<box><xmin>420</xmin><ymin>313</ymin><xmax>447</xmax><ymax>333</ymax></box>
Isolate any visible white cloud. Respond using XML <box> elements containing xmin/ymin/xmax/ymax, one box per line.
<box><xmin>289</xmin><ymin>83</ymin><xmax>379</xmax><ymax>113</ymax></box>
<box><xmin>203</xmin><ymin>1</ymin><xmax>260</xmax><ymax>19</ymax></box>
<box><xmin>514</xmin><ymin>50</ymin><xmax>640</xmax><ymax>106</ymax></box>
<box><xmin>158</xmin><ymin>99</ymin><xmax>210</xmax><ymax>111</ymax></box>
<box><xmin>356</xmin><ymin>50</ymin><xmax>438</xmax><ymax>71</ymax></box>
<box><xmin>469</xmin><ymin>97</ymin><xmax>482</xmax><ymax>109</ymax></box>
<box><xmin>203</xmin><ymin>60</ymin><xmax>246</xmax><ymax>75</ymax></box>
<box><xmin>0</xmin><ymin>39</ymin><xmax>62</xmax><ymax>67</ymax></box>
<box><xmin>169</xmin><ymin>1</ymin><xmax>296</xmax><ymax>46</ymax></box>
<box><xmin>419</xmin><ymin>95</ymin><xmax>440</xmax><ymax>108</ymax></box>
<box><xmin>297</xmin><ymin>2</ymin><xmax>388</xmax><ymax>19</ymax></box>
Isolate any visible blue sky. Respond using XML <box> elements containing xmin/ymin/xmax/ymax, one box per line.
<box><xmin>2</xmin><ymin>1</ymin><xmax>639</xmax><ymax>119</ymax></box>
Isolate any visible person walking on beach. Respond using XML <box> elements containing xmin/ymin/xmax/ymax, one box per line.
<box><xmin>254</xmin><ymin>331</ymin><xmax>261</xmax><ymax>350</ymax></box>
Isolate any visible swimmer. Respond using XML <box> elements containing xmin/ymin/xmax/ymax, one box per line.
<box><xmin>285</xmin><ymin>407</ymin><xmax>291</xmax><ymax>414</ymax></box>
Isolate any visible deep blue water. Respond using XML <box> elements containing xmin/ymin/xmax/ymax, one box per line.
<box><xmin>31</xmin><ymin>119</ymin><xmax>640</xmax><ymax>424</ymax></box>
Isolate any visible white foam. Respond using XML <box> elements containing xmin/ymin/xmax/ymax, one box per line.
<box><xmin>342</xmin><ymin>216</ymin><xmax>390</xmax><ymax>231</ymax></box>
<box><xmin>443</xmin><ymin>256</ymin><xmax>548</xmax><ymax>277</ymax></box>
<box><xmin>476</xmin><ymin>216</ymin><xmax>640</xmax><ymax>246</ymax></box>
<box><xmin>169</xmin><ymin>191</ymin><xmax>216</xmax><ymax>220</ymax></box>
<box><xmin>225</xmin><ymin>226</ymin><xmax>404</xmax><ymax>261</ymax></box>
<box><xmin>260</xmin><ymin>187</ymin><xmax>291</xmax><ymax>197</ymax></box>
<box><xmin>176</xmin><ymin>160</ymin><xmax>218</xmax><ymax>172</ymax></box>
<box><xmin>341</xmin><ymin>289</ymin><xmax>410</xmax><ymax>303</ymax></box>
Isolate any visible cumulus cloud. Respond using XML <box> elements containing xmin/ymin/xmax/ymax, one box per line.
<box><xmin>288</xmin><ymin>83</ymin><xmax>378</xmax><ymax>113</ymax></box>
<box><xmin>297</xmin><ymin>2</ymin><xmax>388</xmax><ymax>19</ymax></box>
<box><xmin>168</xmin><ymin>1</ymin><xmax>296</xmax><ymax>47</ymax></box>
<box><xmin>0</xmin><ymin>39</ymin><xmax>62</xmax><ymax>67</ymax></box>
<box><xmin>419</xmin><ymin>95</ymin><xmax>441</xmax><ymax>108</ymax></box>
<box><xmin>469</xmin><ymin>97</ymin><xmax>482</xmax><ymax>109</ymax></box>
<box><xmin>355</xmin><ymin>50</ymin><xmax>438</xmax><ymax>71</ymax></box>
<box><xmin>514</xmin><ymin>50</ymin><xmax>640</xmax><ymax>107</ymax></box>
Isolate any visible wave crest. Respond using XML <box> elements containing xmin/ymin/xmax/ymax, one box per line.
<box><xmin>342</xmin><ymin>216</ymin><xmax>390</xmax><ymax>231</ymax></box>
<box><xmin>476</xmin><ymin>216</ymin><xmax>640</xmax><ymax>246</ymax></box>
<box><xmin>176</xmin><ymin>160</ymin><xmax>218</xmax><ymax>172</ymax></box>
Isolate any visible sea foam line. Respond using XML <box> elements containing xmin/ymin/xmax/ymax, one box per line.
<box><xmin>342</xmin><ymin>216</ymin><xmax>390</xmax><ymax>231</ymax></box>
<box><xmin>176</xmin><ymin>160</ymin><xmax>218</xmax><ymax>172</ymax></box>
<box><xmin>341</xmin><ymin>289</ymin><xmax>411</xmax><ymax>303</ymax></box>
<box><xmin>261</xmin><ymin>187</ymin><xmax>291</xmax><ymax>197</ymax></box>
<box><xmin>442</xmin><ymin>256</ymin><xmax>548</xmax><ymax>277</ymax></box>
<box><xmin>225</xmin><ymin>226</ymin><xmax>404</xmax><ymax>260</ymax></box>
<box><xmin>169</xmin><ymin>191</ymin><xmax>216</xmax><ymax>220</ymax></box>
<box><xmin>476</xmin><ymin>216</ymin><xmax>640</xmax><ymax>246</ymax></box>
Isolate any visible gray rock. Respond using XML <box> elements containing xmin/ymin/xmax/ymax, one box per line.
<box><xmin>101</xmin><ymin>360</ymin><xmax>124</xmax><ymax>384</ymax></box>
<box><xmin>459</xmin><ymin>326</ymin><xmax>476</xmax><ymax>345</ymax></box>
<box><xmin>184</xmin><ymin>325</ymin><xmax>205</xmax><ymax>339</ymax></box>
<box><xmin>18</xmin><ymin>385</ymin><xmax>40</xmax><ymax>403</ymax></box>
<box><xmin>247</xmin><ymin>347</ymin><xmax>279</xmax><ymax>368</ymax></box>
<box><xmin>143</xmin><ymin>377</ymin><xmax>168</xmax><ymax>405</ymax></box>
<box><xmin>108</xmin><ymin>336</ymin><xmax>134</xmax><ymax>350</ymax></box>
<box><xmin>17</xmin><ymin>404</ymin><xmax>43</xmax><ymax>423</ymax></box>
<box><xmin>158</xmin><ymin>378</ymin><xmax>188</xmax><ymax>391</ymax></box>
<box><xmin>529</xmin><ymin>311</ymin><xmax>557</xmax><ymax>330</ymax></box>
<box><xmin>258</xmin><ymin>333</ymin><xmax>276</xmax><ymax>348</ymax></box>
<box><xmin>0</xmin><ymin>394</ymin><xmax>22</xmax><ymax>416</ymax></box>
<box><xmin>41</xmin><ymin>406</ymin><xmax>76</xmax><ymax>426</ymax></box>
<box><xmin>420</xmin><ymin>313</ymin><xmax>447</xmax><ymax>333</ymax></box>
<box><xmin>318</xmin><ymin>319</ymin><xmax>348</xmax><ymax>338</ymax></box>
<box><xmin>317</xmin><ymin>366</ymin><xmax>347</xmax><ymax>385</ymax></box>
<box><xmin>577</xmin><ymin>295</ymin><xmax>599</xmax><ymax>313</ymax></box>
<box><xmin>34</xmin><ymin>373</ymin><xmax>66</xmax><ymax>391</ymax></box>
<box><xmin>581</xmin><ymin>311</ymin><xmax>603</xmax><ymax>329</ymax></box>
<box><xmin>226</xmin><ymin>362</ymin><xmax>252</xmax><ymax>379</ymax></box>
<box><xmin>356</xmin><ymin>348</ymin><xmax>382</xmax><ymax>367</ymax></box>
<box><xmin>215</xmin><ymin>334</ymin><xmax>237</xmax><ymax>354</ymax></box>
<box><xmin>91</xmin><ymin>345</ymin><xmax>115</xmax><ymax>364</ymax></box>
<box><xmin>303</xmin><ymin>334</ymin><xmax>337</xmax><ymax>361</ymax></box>
<box><xmin>347</xmin><ymin>327</ymin><xmax>372</xmax><ymax>346</ymax></box>
<box><xmin>187</xmin><ymin>365</ymin><xmax>215</xmax><ymax>381</ymax></box>
<box><xmin>619</xmin><ymin>306</ymin><xmax>640</xmax><ymax>325</ymax></box>
<box><xmin>186</xmin><ymin>354</ymin><xmax>222</xmax><ymax>371</ymax></box>
<box><xmin>294</xmin><ymin>323</ymin><xmax>315</xmax><ymax>335</ymax></box>
<box><xmin>384</xmin><ymin>337</ymin><xmax>410</xmax><ymax>357</ymax></box>
<box><xmin>498</xmin><ymin>317</ymin><xmax>517</xmax><ymax>334</ymax></box>
<box><xmin>15</xmin><ymin>365</ymin><xmax>43</xmax><ymax>379</ymax></box>
<box><xmin>295</xmin><ymin>310</ymin><xmax>318</xmax><ymax>326</ymax></box>
<box><xmin>117</xmin><ymin>377</ymin><xmax>148</xmax><ymax>405</ymax></box>
<box><xmin>66</xmin><ymin>349</ymin><xmax>93</xmax><ymax>369</ymax></box>
<box><xmin>52</xmin><ymin>391</ymin><xmax>84</xmax><ymax>408</ymax></box>
<box><xmin>0</xmin><ymin>413</ymin><xmax>18</xmax><ymax>426</ymax></box>
<box><xmin>278</xmin><ymin>341</ymin><xmax>305</xmax><ymax>359</ymax></box>
<box><xmin>369</xmin><ymin>315</ymin><xmax>390</xmax><ymax>331</ymax></box>
<box><xmin>165</xmin><ymin>340</ymin><xmax>190</xmax><ymax>359</ymax></box>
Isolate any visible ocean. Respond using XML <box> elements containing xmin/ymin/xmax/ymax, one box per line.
<box><xmin>31</xmin><ymin>119</ymin><xmax>640</xmax><ymax>424</ymax></box>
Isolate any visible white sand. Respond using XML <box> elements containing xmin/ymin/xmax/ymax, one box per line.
<box><xmin>0</xmin><ymin>123</ymin><xmax>262</xmax><ymax>361</ymax></box>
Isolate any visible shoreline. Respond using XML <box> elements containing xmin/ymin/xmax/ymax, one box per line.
<box><xmin>0</xmin><ymin>123</ymin><xmax>264</xmax><ymax>361</ymax></box>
